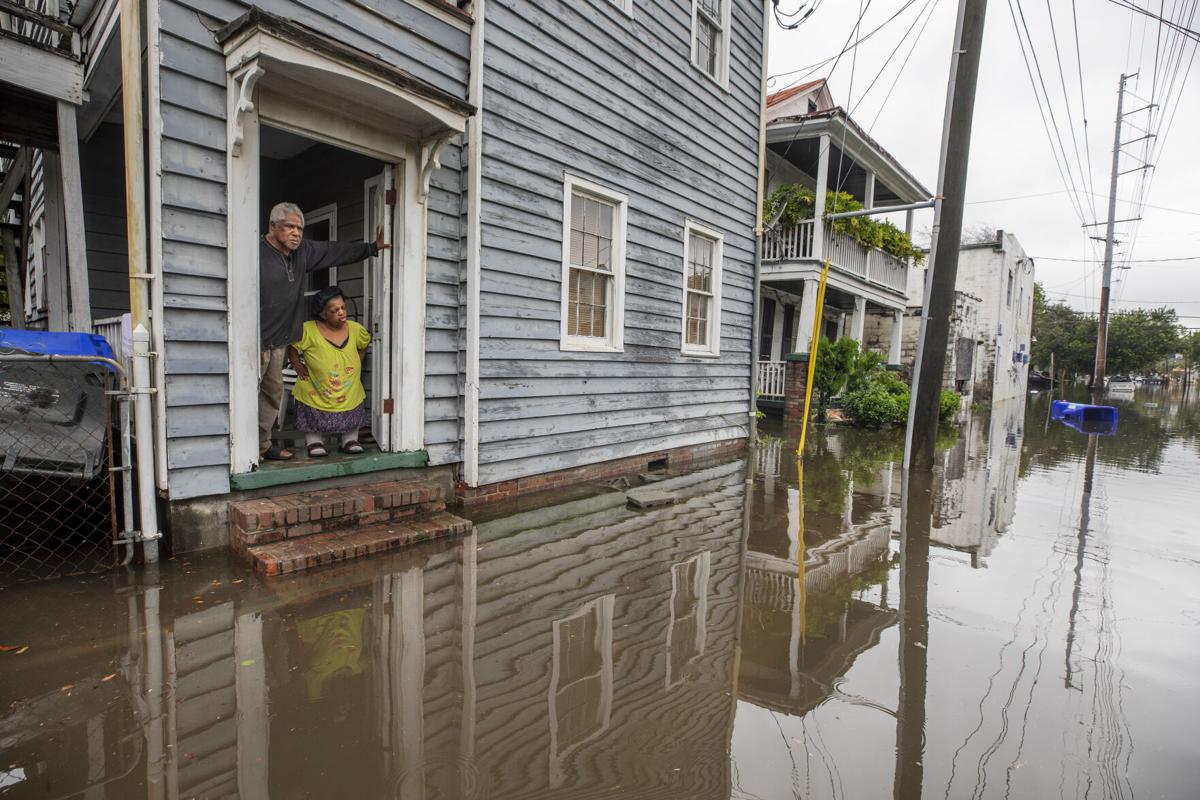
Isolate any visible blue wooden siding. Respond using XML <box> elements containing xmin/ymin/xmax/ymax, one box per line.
<box><xmin>474</xmin><ymin>0</ymin><xmax>762</xmax><ymax>484</ymax></box>
<box><xmin>153</xmin><ymin>0</ymin><xmax>470</xmax><ymax>499</ymax></box>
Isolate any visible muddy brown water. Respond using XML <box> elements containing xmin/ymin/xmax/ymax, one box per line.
<box><xmin>1</xmin><ymin>386</ymin><xmax>1197</xmax><ymax>799</ymax></box>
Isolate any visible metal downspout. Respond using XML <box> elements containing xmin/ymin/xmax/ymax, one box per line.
<box><xmin>120</xmin><ymin>0</ymin><xmax>161</xmax><ymax>558</ymax></box>
<box><xmin>749</xmin><ymin>0</ymin><xmax>771</xmax><ymax>446</ymax></box>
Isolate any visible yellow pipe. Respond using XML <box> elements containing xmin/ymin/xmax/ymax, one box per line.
<box><xmin>797</xmin><ymin>259</ymin><xmax>831</xmax><ymax>455</ymax></box>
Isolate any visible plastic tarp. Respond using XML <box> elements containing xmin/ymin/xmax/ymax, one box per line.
<box><xmin>0</xmin><ymin>330</ymin><xmax>115</xmax><ymax>479</ymax></box>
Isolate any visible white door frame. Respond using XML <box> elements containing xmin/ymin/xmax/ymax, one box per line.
<box><xmin>225</xmin><ymin>80</ymin><xmax>429</xmax><ymax>473</ymax></box>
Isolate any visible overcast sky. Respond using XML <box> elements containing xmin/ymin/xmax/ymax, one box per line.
<box><xmin>765</xmin><ymin>0</ymin><xmax>1199</xmax><ymax>328</ymax></box>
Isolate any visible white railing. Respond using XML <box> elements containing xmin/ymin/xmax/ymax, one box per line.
<box><xmin>764</xmin><ymin>219</ymin><xmax>910</xmax><ymax>295</ymax></box>
<box><xmin>757</xmin><ymin>360</ymin><xmax>787</xmax><ymax>400</ymax></box>
<box><xmin>763</xmin><ymin>219</ymin><xmax>814</xmax><ymax>261</ymax></box>
<box><xmin>93</xmin><ymin>314</ymin><xmax>130</xmax><ymax>370</ymax></box>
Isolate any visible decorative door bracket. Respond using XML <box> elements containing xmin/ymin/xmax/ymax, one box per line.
<box><xmin>230</xmin><ymin>63</ymin><xmax>266</xmax><ymax>158</ymax></box>
<box><xmin>418</xmin><ymin>131</ymin><xmax>456</xmax><ymax>203</ymax></box>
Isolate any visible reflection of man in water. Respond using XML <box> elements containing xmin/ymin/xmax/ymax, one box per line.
<box><xmin>258</xmin><ymin>202</ymin><xmax>389</xmax><ymax>461</ymax></box>
<box><xmin>296</xmin><ymin>607</ymin><xmax>366</xmax><ymax>701</ymax></box>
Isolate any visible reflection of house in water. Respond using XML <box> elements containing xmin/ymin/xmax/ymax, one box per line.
<box><xmin>925</xmin><ymin>396</ymin><xmax>1026</xmax><ymax>564</ymax></box>
<box><xmin>0</xmin><ymin>461</ymin><xmax>748</xmax><ymax>799</ymax></box>
<box><xmin>741</xmin><ymin>431</ymin><xmax>896</xmax><ymax>715</ymax></box>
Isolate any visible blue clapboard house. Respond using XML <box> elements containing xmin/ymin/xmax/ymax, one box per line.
<box><xmin>1</xmin><ymin>0</ymin><xmax>767</xmax><ymax>552</ymax></box>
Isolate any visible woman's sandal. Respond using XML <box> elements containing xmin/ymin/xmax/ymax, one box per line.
<box><xmin>307</xmin><ymin>442</ymin><xmax>328</xmax><ymax>458</ymax></box>
<box><xmin>340</xmin><ymin>440</ymin><xmax>364</xmax><ymax>455</ymax></box>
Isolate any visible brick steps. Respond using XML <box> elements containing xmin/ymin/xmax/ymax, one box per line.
<box><xmin>245</xmin><ymin>512</ymin><xmax>471</xmax><ymax>576</ymax></box>
<box><xmin>228</xmin><ymin>478</ymin><xmax>470</xmax><ymax>576</ymax></box>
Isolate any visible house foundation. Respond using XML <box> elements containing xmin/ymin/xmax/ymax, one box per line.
<box><xmin>456</xmin><ymin>437</ymin><xmax>747</xmax><ymax>508</ymax></box>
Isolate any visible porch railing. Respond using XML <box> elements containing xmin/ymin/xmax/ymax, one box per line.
<box><xmin>757</xmin><ymin>360</ymin><xmax>786</xmax><ymax>400</ymax></box>
<box><xmin>764</xmin><ymin>220</ymin><xmax>909</xmax><ymax>295</ymax></box>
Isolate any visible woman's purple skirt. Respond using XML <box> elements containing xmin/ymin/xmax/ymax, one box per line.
<box><xmin>294</xmin><ymin>401</ymin><xmax>368</xmax><ymax>434</ymax></box>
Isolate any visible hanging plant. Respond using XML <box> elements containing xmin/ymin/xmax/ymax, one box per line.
<box><xmin>764</xmin><ymin>183</ymin><xmax>925</xmax><ymax>265</ymax></box>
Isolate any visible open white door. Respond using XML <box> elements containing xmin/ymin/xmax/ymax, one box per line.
<box><xmin>366</xmin><ymin>167</ymin><xmax>394</xmax><ymax>451</ymax></box>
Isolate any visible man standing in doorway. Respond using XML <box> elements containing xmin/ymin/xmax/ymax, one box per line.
<box><xmin>259</xmin><ymin>202</ymin><xmax>388</xmax><ymax>461</ymax></box>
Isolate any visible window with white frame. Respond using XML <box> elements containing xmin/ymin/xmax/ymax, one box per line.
<box><xmin>561</xmin><ymin>176</ymin><xmax>627</xmax><ymax>351</ymax></box>
<box><xmin>682</xmin><ymin>221</ymin><xmax>723</xmax><ymax>356</ymax></box>
<box><xmin>692</xmin><ymin>0</ymin><xmax>729</xmax><ymax>86</ymax></box>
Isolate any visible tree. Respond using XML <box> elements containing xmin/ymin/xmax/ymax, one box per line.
<box><xmin>1031</xmin><ymin>282</ymin><xmax>1096</xmax><ymax>379</ymax></box>
<box><xmin>1106</xmin><ymin>307</ymin><xmax>1181</xmax><ymax>376</ymax></box>
<box><xmin>811</xmin><ymin>336</ymin><xmax>859</xmax><ymax>420</ymax></box>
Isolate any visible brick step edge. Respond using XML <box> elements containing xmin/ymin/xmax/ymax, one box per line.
<box><xmin>246</xmin><ymin>511</ymin><xmax>472</xmax><ymax>577</ymax></box>
<box><xmin>228</xmin><ymin>479</ymin><xmax>446</xmax><ymax>547</ymax></box>
<box><xmin>233</xmin><ymin>500</ymin><xmax>447</xmax><ymax>548</ymax></box>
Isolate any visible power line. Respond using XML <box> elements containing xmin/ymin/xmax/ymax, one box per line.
<box><xmin>1103</xmin><ymin>0</ymin><xmax>1200</xmax><ymax>42</ymax></box>
<box><xmin>1033</xmin><ymin>254</ymin><xmax>1200</xmax><ymax>262</ymax></box>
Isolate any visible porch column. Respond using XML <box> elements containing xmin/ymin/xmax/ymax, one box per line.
<box><xmin>796</xmin><ymin>278</ymin><xmax>819</xmax><ymax>353</ymax></box>
<box><xmin>904</xmin><ymin>209</ymin><xmax>914</xmax><ymax>239</ymax></box>
<box><xmin>57</xmin><ymin>101</ymin><xmax>90</xmax><ymax>332</ymax></box>
<box><xmin>849</xmin><ymin>297</ymin><xmax>866</xmax><ymax>343</ymax></box>
<box><xmin>888</xmin><ymin>309</ymin><xmax>904</xmax><ymax>363</ymax></box>
<box><xmin>812</xmin><ymin>133</ymin><xmax>830</xmax><ymax>261</ymax></box>
<box><xmin>863</xmin><ymin>171</ymin><xmax>876</xmax><ymax>210</ymax></box>
<box><xmin>770</xmin><ymin>298</ymin><xmax>786</xmax><ymax>361</ymax></box>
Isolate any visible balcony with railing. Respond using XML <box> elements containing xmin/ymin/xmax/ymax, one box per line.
<box><xmin>763</xmin><ymin>219</ymin><xmax>909</xmax><ymax>297</ymax></box>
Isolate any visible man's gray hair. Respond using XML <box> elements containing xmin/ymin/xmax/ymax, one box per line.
<box><xmin>269</xmin><ymin>202</ymin><xmax>304</xmax><ymax>227</ymax></box>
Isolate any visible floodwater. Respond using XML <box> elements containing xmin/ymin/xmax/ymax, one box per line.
<box><xmin>1</xmin><ymin>386</ymin><xmax>1198</xmax><ymax>799</ymax></box>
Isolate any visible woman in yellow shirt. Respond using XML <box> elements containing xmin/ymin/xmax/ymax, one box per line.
<box><xmin>287</xmin><ymin>287</ymin><xmax>371</xmax><ymax>457</ymax></box>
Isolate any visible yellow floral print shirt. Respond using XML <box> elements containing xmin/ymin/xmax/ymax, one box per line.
<box><xmin>291</xmin><ymin>320</ymin><xmax>370</xmax><ymax>413</ymax></box>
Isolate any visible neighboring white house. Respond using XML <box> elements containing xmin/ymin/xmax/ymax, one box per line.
<box><xmin>904</xmin><ymin>229</ymin><xmax>1035</xmax><ymax>406</ymax></box>
<box><xmin>953</xmin><ymin>231</ymin><xmax>1035</xmax><ymax>403</ymax></box>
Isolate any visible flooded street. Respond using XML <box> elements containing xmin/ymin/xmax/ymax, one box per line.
<box><xmin>2</xmin><ymin>387</ymin><xmax>1198</xmax><ymax>799</ymax></box>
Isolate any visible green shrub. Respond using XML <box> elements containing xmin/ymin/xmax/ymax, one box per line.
<box><xmin>939</xmin><ymin>390</ymin><xmax>962</xmax><ymax>422</ymax></box>
<box><xmin>811</xmin><ymin>337</ymin><xmax>859</xmax><ymax>420</ymax></box>
<box><xmin>843</xmin><ymin>370</ymin><xmax>910</xmax><ymax>428</ymax></box>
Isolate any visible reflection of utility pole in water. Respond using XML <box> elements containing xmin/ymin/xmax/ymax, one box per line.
<box><xmin>894</xmin><ymin>470</ymin><xmax>932</xmax><ymax>799</ymax></box>
<box><xmin>1064</xmin><ymin>433</ymin><xmax>1098</xmax><ymax>690</ymax></box>
<box><xmin>790</xmin><ymin>459</ymin><xmax>807</xmax><ymax>699</ymax></box>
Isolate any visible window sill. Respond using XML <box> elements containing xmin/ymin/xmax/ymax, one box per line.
<box><xmin>681</xmin><ymin>349</ymin><xmax>720</xmax><ymax>359</ymax></box>
<box><xmin>561</xmin><ymin>340</ymin><xmax>625</xmax><ymax>354</ymax></box>
<box><xmin>691</xmin><ymin>62</ymin><xmax>730</xmax><ymax>93</ymax></box>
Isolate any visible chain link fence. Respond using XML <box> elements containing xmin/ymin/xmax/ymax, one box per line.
<box><xmin>0</xmin><ymin>353</ymin><xmax>135</xmax><ymax>585</ymax></box>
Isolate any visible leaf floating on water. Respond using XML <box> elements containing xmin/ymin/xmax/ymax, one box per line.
<box><xmin>232</xmin><ymin>579</ymin><xmax>245</xmax><ymax>584</ymax></box>
<box><xmin>60</xmin><ymin>684</ymin><xmax>75</xmax><ymax>692</ymax></box>
<box><xmin>240</xmin><ymin>659</ymin><xmax>256</xmax><ymax>667</ymax></box>
<box><xmin>0</xmin><ymin>645</ymin><xmax>25</xmax><ymax>653</ymax></box>
<box><xmin>101</xmin><ymin>673</ymin><xmax>117</xmax><ymax>682</ymax></box>
<box><xmin>14</xmin><ymin>646</ymin><xmax>28</xmax><ymax>655</ymax></box>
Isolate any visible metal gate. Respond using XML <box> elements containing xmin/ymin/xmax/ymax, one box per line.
<box><xmin>0</xmin><ymin>353</ymin><xmax>136</xmax><ymax>585</ymax></box>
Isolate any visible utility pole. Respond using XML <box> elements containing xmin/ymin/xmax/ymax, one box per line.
<box><xmin>904</xmin><ymin>0</ymin><xmax>989</xmax><ymax>470</ymax></box>
<box><xmin>1093</xmin><ymin>74</ymin><xmax>1128</xmax><ymax>397</ymax></box>
<box><xmin>1092</xmin><ymin>73</ymin><xmax>1153</xmax><ymax>397</ymax></box>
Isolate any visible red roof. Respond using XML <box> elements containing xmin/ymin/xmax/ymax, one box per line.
<box><xmin>766</xmin><ymin>79</ymin><xmax>826</xmax><ymax>108</ymax></box>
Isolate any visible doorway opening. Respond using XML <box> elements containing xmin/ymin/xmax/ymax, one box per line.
<box><xmin>257</xmin><ymin>125</ymin><xmax>397</xmax><ymax>471</ymax></box>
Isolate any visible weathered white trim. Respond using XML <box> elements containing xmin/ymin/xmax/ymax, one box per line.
<box><xmin>0</xmin><ymin>35</ymin><xmax>83</xmax><ymax>104</ymax></box>
<box><xmin>225</xmin><ymin>77</ymin><xmax>262</xmax><ymax>475</ymax></box>
<box><xmin>146</xmin><ymin>0</ymin><xmax>168</xmax><ymax>490</ymax></box>
<box><xmin>398</xmin><ymin>146</ymin><xmax>426</xmax><ymax>451</ymax></box>
<box><xmin>606</xmin><ymin>0</ymin><xmax>633</xmax><ymax>16</ymax></box>
<box><xmin>559</xmin><ymin>174</ymin><xmax>627</xmax><ymax>353</ymax></box>
<box><xmin>680</xmin><ymin>219</ymin><xmax>723</xmax><ymax>358</ymax></box>
<box><xmin>224</xmin><ymin>30</ymin><xmax>466</xmax><ymax>137</ymax></box>
<box><xmin>55</xmin><ymin>102</ymin><xmax>90</xmax><ymax>332</ymax></box>
<box><xmin>463</xmin><ymin>0</ymin><xmax>486</xmax><ymax>486</ymax></box>
<box><xmin>258</xmin><ymin>88</ymin><xmax>411</xmax><ymax>163</ymax></box>
<box><xmin>689</xmin><ymin>0</ymin><xmax>730</xmax><ymax>91</ymax></box>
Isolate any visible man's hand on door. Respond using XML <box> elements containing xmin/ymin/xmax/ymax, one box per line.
<box><xmin>375</xmin><ymin>227</ymin><xmax>391</xmax><ymax>252</ymax></box>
